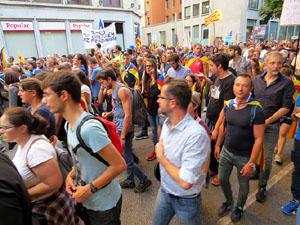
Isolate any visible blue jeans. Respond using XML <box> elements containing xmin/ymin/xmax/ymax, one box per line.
<box><xmin>292</xmin><ymin>139</ymin><xmax>300</xmax><ymax>200</ymax></box>
<box><xmin>259</xmin><ymin>122</ymin><xmax>280</xmax><ymax>188</ymax></box>
<box><xmin>84</xmin><ymin>196</ymin><xmax>122</xmax><ymax>225</ymax></box>
<box><xmin>219</xmin><ymin>147</ymin><xmax>250</xmax><ymax>208</ymax></box>
<box><xmin>148</xmin><ymin>113</ymin><xmax>158</xmax><ymax>150</ymax></box>
<box><xmin>122</xmin><ymin>132</ymin><xmax>148</xmax><ymax>184</ymax></box>
<box><xmin>152</xmin><ymin>188</ymin><xmax>202</xmax><ymax>225</ymax></box>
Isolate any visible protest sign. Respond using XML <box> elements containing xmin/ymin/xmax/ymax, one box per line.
<box><xmin>81</xmin><ymin>23</ymin><xmax>117</xmax><ymax>49</ymax></box>
<box><xmin>280</xmin><ymin>0</ymin><xmax>300</xmax><ymax>26</ymax></box>
<box><xmin>224</xmin><ymin>36</ymin><xmax>233</xmax><ymax>44</ymax></box>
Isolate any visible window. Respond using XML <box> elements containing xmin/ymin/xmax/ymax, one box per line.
<box><xmin>146</xmin><ymin>2</ymin><xmax>149</xmax><ymax>11</ymax></box>
<box><xmin>172</xmin><ymin>0</ymin><xmax>175</xmax><ymax>8</ymax></box>
<box><xmin>172</xmin><ymin>29</ymin><xmax>176</xmax><ymax>46</ymax></box>
<box><xmin>202</xmin><ymin>1</ymin><xmax>210</xmax><ymax>15</ymax></box>
<box><xmin>165</xmin><ymin>0</ymin><xmax>168</xmax><ymax>10</ymax></box>
<box><xmin>147</xmin><ymin>33</ymin><xmax>152</xmax><ymax>45</ymax></box>
<box><xmin>178</xmin><ymin>12</ymin><xmax>182</xmax><ymax>20</ymax></box>
<box><xmin>246</xmin><ymin>19</ymin><xmax>256</xmax><ymax>40</ymax></box>
<box><xmin>67</xmin><ymin>0</ymin><xmax>89</xmax><ymax>5</ymax></box>
<box><xmin>103</xmin><ymin>0</ymin><xmax>121</xmax><ymax>7</ymax></box>
<box><xmin>248</xmin><ymin>0</ymin><xmax>259</xmax><ymax>9</ymax></box>
<box><xmin>147</xmin><ymin>17</ymin><xmax>150</xmax><ymax>26</ymax></box>
<box><xmin>13</xmin><ymin>0</ymin><xmax>61</xmax><ymax>3</ymax></box>
<box><xmin>172</xmin><ymin>14</ymin><xmax>176</xmax><ymax>21</ymax></box>
<box><xmin>192</xmin><ymin>25</ymin><xmax>199</xmax><ymax>44</ymax></box>
<box><xmin>185</xmin><ymin>6</ymin><xmax>191</xmax><ymax>18</ymax></box>
<box><xmin>166</xmin><ymin>16</ymin><xmax>169</xmax><ymax>22</ymax></box>
<box><xmin>193</xmin><ymin>4</ymin><xmax>200</xmax><ymax>16</ymax></box>
<box><xmin>180</xmin><ymin>0</ymin><xmax>182</xmax><ymax>5</ymax></box>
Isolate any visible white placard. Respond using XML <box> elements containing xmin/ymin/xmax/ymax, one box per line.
<box><xmin>1</xmin><ymin>21</ymin><xmax>33</xmax><ymax>31</ymax></box>
<box><xmin>39</xmin><ymin>22</ymin><xmax>65</xmax><ymax>31</ymax></box>
<box><xmin>70</xmin><ymin>22</ymin><xmax>93</xmax><ymax>31</ymax></box>
<box><xmin>81</xmin><ymin>23</ymin><xmax>117</xmax><ymax>49</ymax></box>
<box><xmin>280</xmin><ymin>0</ymin><xmax>300</xmax><ymax>26</ymax></box>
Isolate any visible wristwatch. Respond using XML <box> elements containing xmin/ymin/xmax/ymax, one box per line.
<box><xmin>89</xmin><ymin>183</ymin><xmax>98</xmax><ymax>193</ymax></box>
<box><xmin>248</xmin><ymin>163</ymin><xmax>256</xmax><ymax>169</ymax></box>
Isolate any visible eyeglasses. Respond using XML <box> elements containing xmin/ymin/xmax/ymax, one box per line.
<box><xmin>157</xmin><ymin>95</ymin><xmax>173</xmax><ymax>100</ymax></box>
<box><xmin>145</xmin><ymin>65</ymin><xmax>153</xmax><ymax>68</ymax></box>
<box><xmin>0</xmin><ymin>125</ymin><xmax>16</xmax><ymax>131</ymax></box>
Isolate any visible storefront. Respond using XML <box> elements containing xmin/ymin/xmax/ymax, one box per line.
<box><xmin>70</xmin><ymin>22</ymin><xmax>93</xmax><ymax>54</ymax></box>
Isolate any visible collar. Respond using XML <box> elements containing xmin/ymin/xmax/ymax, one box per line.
<box><xmin>231</xmin><ymin>93</ymin><xmax>252</xmax><ymax>109</ymax></box>
<box><xmin>165</xmin><ymin>112</ymin><xmax>191</xmax><ymax>132</ymax></box>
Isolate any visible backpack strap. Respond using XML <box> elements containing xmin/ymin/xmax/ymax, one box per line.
<box><xmin>73</xmin><ymin>115</ymin><xmax>109</xmax><ymax>167</ymax></box>
<box><xmin>25</xmin><ymin>137</ymin><xmax>48</xmax><ymax>175</ymax></box>
<box><xmin>250</xmin><ymin>104</ymin><xmax>258</xmax><ymax>127</ymax></box>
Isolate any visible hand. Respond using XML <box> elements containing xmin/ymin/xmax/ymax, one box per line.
<box><xmin>134</xmin><ymin>85</ymin><xmax>140</xmax><ymax>90</ymax></box>
<box><xmin>214</xmin><ymin>146</ymin><xmax>221</xmax><ymax>160</ymax></box>
<box><xmin>211</xmin><ymin>129</ymin><xmax>218</xmax><ymax>141</ymax></box>
<box><xmin>102</xmin><ymin>112</ymin><xmax>108</xmax><ymax>119</ymax></box>
<box><xmin>72</xmin><ymin>184</ymin><xmax>92</xmax><ymax>203</ymax></box>
<box><xmin>65</xmin><ymin>174</ymin><xmax>76</xmax><ymax>195</ymax></box>
<box><xmin>197</xmin><ymin>72</ymin><xmax>205</xmax><ymax>78</ymax></box>
<box><xmin>240</xmin><ymin>163</ymin><xmax>254</xmax><ymax>177</ymax></box>
<box><xmin>155</xmin><ymin>139</ymin><xmax>164</xmax><ymax>162</ymax></box>
<box><xmin>265</xmin><ymin>119</ymin><xmax>270</xmax><ymax>128</ymax></box>
<box><xmin>121</xmin><ymin>138</ymin><xmax>125</xmax><ymax>147</ymax></box>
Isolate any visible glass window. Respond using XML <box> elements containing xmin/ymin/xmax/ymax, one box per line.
<box><xmin>193</xmin><ymin>4</ymin><xmax>200</xmax><ymax>17</ymax></box>
<box><xmin>166</xmin><ymin>16</ymin><xmax>169</xmax><ymax>22</ymax></box>
<box><xmin>178</xmin><ymin>12</ymin><xmax>182</xmax><ymax>20</ymax></box>
<box><xmin>172</xmin><ymin>0</ymin><xmax>175</xmax><ymax>8</ymax></box>
<box><xmin>185</xmin><ymin>6</ymin><xmax>191</xmax><ymax>18</ymax></box>
<box><xmin>180</xmin><ymin>0</ymin><xmax>182</xmax><ymax>5</ymax></box>
<box><xmin>201</xmin><ymin>24</ymin><xmax>209</xmax><ymax>46</ymax></box>
<box><xmin>146</xmin><ymin>2</ymin><xmax>149</xmax><ymax>11</ymax></box>
<box><xmin>165</xmin><ymin>0</ymin><xmax>168</xmax><ymax>10</ymax></box>
<box><xmin>269</xmin><ymin>21</ymin><xmax>278</xmax><ymax>41</ymax></box>
<box><xmin>248</xmin><ymin>0</ymin><xmax>259</xmax><ymax>9</ymax></box>
<box><xmin>172</xmin><ymin>29</ymin><xmax>176</xmax><ymax>46</ymax></box>
<box><xmin>172</xmin><ymin>14</ymin><xmax>176</xmax><ymax>21</ymax></box>
<box><xmin>147</xmin><ymin>17</ymin><xmax>150</xmax><ymax>26</ymax></box>
<box><xmin>246</xmin><ymin>19</ymin><xmax>256</xmax><ymax>40</ymax></box>
<box><xmin>279</xmin><ymin>26</ymin><xmax>287</xmax><ymax>41</ymax></box>
<box><xmin>192</xmin><ymin>25</ymin><xmax>199</xmax><ymax>44</ymax></box>
<box><xmin>202</xmin><ymin>1</ymin><xmax>209</xmax><ymax>15</ymax></box>
<box><xmin>184</xmin><ymin>26</ymin><xmax>191</xmax><ymax>38</ymax></box>
<box><xmin>103</xmin><ymin>0</ymin><xmax>121</xmax><ymax>7</ymax></box>
<box><xmin>67</xmin><ymin>0</ymin><xmax>89</xmax><ymax>5</ymax></box>
<box><xmin>21</xmin><ymin>0</ymin><xmax>61</xmax><ymax>3</ymax></box>
<box><xmin>147</xmin><ymin>33</ymin><xmax>152</xmax><ymax>45</ymax></box>
<box><xmin>160</xmin><ymin>31</ymin><xmax>166</xmax><ymax>45</ymax></box>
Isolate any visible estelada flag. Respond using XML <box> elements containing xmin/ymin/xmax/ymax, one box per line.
<box><xmin>120</xmin><ymin>63</ymin><xmax>139</xmax><ymax>87</ymax></box>
<box><xmin>248</xmin><ymin>31</ymin><xmax>254</xmax><ymax>43</ymax></box>
<box><xmin>204</xmin><ymin>9</ymin><xmax>223</xmax><ymax>27</ymax></box>
<box><xmin>18</xmin><ymin>51</ymin><xmax>25</xmax><ymax>64</ymax></box>
<box><xmin>0</xmin><ymin>47</ymin><xmax>6</xmax><ymax>70</ymax></box>
<box><xmin>136</xmin><ymin>24</ymin><xmax>141</xmax><ymax>49</ymax></box>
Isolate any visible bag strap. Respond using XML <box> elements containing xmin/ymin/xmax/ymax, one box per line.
<box><xmin>25</xmin><ymin>137</ymin><xmax>48</xmax><ymax>174</ymax></box>
<box><xmin>250</xmin><ymin>104</ymin><xmax>258</xmax><ymax>127</ymax></box>
<box><xmin>73</xmin><ymin>115</ymin><xmax>109</xmax><ymax>167</ymax></box>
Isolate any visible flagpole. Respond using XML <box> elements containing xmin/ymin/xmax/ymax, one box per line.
<box><xmin>206</xmin><ymin>5</ymin><xmax>216</xmax><ymax>46</ymax></box>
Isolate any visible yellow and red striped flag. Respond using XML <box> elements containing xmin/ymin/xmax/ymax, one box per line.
<box><xmin>0</xmin><ymin>47</ymin><xmax>6</xmax><ymax>70</ymax></box>
<box><xmin>18</xmin><ymin>51</ymin><xmax>25</xmax><ymax>64</ymax></box>
<box><xmin>136</xmin><ymin>24</ymin><xmax>141</xmax><ymax>49</ymax></box>
<box><xmin>204</xmin><ymin>9</ymin><xmax>223</xmax><ymax>27</ymax></box>
<box><xmin>166</xmin><ymin>41</ymin><xmax>169</xmax><ymax>49</ymax></box>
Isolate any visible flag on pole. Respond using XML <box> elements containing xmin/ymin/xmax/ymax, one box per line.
<box><xmin>99</xmin><ymin>19</ymin><xmax>104</xmax><ymax>29</ymax></box>
<box><xmin>136</xmin><ymin>24</ymin><xmax>141</xmax><ymax>49</ymax></box>
<box><xmin>18</xmin><ymin>51</ymin><xmax>25</xmax><ymax>64</ymax></box>
<box><xmin>234</xmin><ymin>34</ymin><xmax>238</xmax><ymax>44</ymax></box>
<box><xmin>166</xmin><ymin>41</ymin><xmax>169</xmax><ymax>49</ymax></box>
<box><xmin>228</xmin><ymin>31</ymin><xmax>232</xmax><ymax>36</ymax></box>
<box><xmin>204</xmin><ymin>9</ymin><xmax>223</xmax><ymax>27</ymax></box>
<box><xmin>270</xmin><ymin>33</ymin><xmax>274</xmax><ymax>44</ymax></box>
<box><xmin>248</xmin><ymin>31</ymin><xmax>254</xmax><ymax>43</ymax></box>
<box><xmin>0</xmin><ymin>47</ymin><xmax>6</xmax><ymax>70</ymax></box>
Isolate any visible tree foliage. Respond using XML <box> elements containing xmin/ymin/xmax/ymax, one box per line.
<box><xmin>259</xmin><ymin>0</ymin><xmax>284</xmax><ymax>24</ymax></box>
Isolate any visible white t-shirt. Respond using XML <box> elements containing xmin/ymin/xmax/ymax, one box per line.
<box><xmin>12</xmin><ymin>135</ymin><xmax>57</xmax><ymax>201</ymax></box>
<box><xmin>81</xmin><ymin>84</ymin><xmax>92</xmax><ymax>111</ymax></box>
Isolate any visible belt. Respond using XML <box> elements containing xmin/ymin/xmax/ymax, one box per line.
<box><xmin>168</xmin><ymin>192</ymin><xmax>201</xmax><ymax>199</ymax></box>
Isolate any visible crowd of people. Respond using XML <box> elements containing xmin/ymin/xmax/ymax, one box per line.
<box><xmin>0</xmin><ymin>38</ymin><xmax>300</xmax><ymax>225</ymax></box>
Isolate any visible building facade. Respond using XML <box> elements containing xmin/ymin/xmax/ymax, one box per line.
<box><xmin>142</xmin><ymin>0</ymin><xmax>299</xmax><ymax>47</ymax></box>
<box><xmin>0</xmin><ymin>0</ymin><xmax>142</xmax><ymax>59</ymax></box>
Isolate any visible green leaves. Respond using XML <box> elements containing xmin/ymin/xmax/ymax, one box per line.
<box><xmin>259</xmin><ymin>0</ymin><xmax>283</xmax><ymax>24</ymax></box>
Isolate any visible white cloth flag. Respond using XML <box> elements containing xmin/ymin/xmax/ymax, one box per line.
<box><xmin>81</xmin><ymin>23</ymin><xmax>117</xmax><ymax>49</ymax></box>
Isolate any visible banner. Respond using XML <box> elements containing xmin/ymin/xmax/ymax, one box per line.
<box><xmin>280</xmin><ymin>0</ymin><xmax>300</xmax><ymax>26</ymax></box>
<box><xmin>81</xmin><ymin>23</ymin><xmax>117</xmax><ymax>49</ymax></box>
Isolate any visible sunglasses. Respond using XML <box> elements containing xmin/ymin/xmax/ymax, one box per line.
<box><xmin>158</xmin><ymin>95</ymin><xmax>173</xmax><ymax>100</ymax></box>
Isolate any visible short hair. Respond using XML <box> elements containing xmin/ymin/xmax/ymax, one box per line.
<box><xmin>8</xmin><ymin>56</ymin><xmax>14</xmax><ymax>62</ymax></box>
<box><xmin>41</xmin><ymin>70</ymin><xmax>81</xmax><ymax>103</ymax></box>
<box><xmin>260</xmin><ymin>43</ymin><xmax>266</xmax><ymax>50</ymax></box>
<box><xmin>37</xmin><ymin>58</ymin><xmax>45</xmax><ymax>64</ymax></box>
<box><xmin>235</xmin><ymin>73</ymin><xmax>253</xmax><ymax>87</ymax></box>
<box><xmin>264</xmin><ymin>51</ymin><xmax>283</xmax><ymax>63</ymax></box>
<box><xmin>35</xmin><ymin>71</ymin><xmax>50</xmax><ymax>81</ymax></box>
<box><xmin>115</xmin><ymin>45</ymin><xmax>122</xmax><ymax>51</ymax></box>
<box><xmin>88</xmin><ymin>57</ymin><xmax>98</xmax><ymax>65</ymax></box>
<box><xmin>123</xmin><ymin>52</ymin><xmax>130</xmax><ymax>58</ymax></box>
<box><xmin>193</xmin><ymin>43</ymin><xmax>202</xmax><ymax>49</ymax></box>
<box><xmin>168</xmin><ymin>54</ymin><xmax>180</xmax><ymax>63</ymax></box>
<box><xmin>10</xmin><ymin>65</ymin><xmax>23</xmax><ymax>74</ymax></box>
<box><xmin>127</xmin><ymin>49</ymin><xmax>133</xmax><ymax>55</ymax></box>
<box><xmin>47</xmin><ymin>56</ymin><xmax>58</xmax><ymax>65</ymax></box>
<box><xmin>210</xmin><ymin>53</ymin><xmax>229</xmax><ymax>70</ymax></box>
<box><xmin>229</xmin><ymin>45</ymin><xmax>242</xmax><ymax>56</ymax></box>
<box><xmin>20</xmin><ymin>78</ymin><xmax>43</xmax><ymax>98</ymax></box>
<box><xmin>96</xmin><ymin>43</ymin><xmax>101</xmax><ymax>48</ymax></box>
<box><xmin>4</xmin><ymin>71</ymin><xmax>19</xmax><ymax>85</ymax></box>
<box><xmin>57</xmin><ymin>62</ymin><xmax>72</xmax><ymax>71</ymax></box>
<box><xmin>164</xmin><ymin>77</ymin><xmax>192</xmax><ymax>110</ymax></box>
<box><xmin>96</xmin><ymin>67</ymin><xmax>117</xmax><ymax>81</ymax></box>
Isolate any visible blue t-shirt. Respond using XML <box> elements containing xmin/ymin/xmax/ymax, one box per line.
<box><xmin>66</xmin><ymin>112</ymin><xmax>121</xmax><ymax>211</ymax></box>
<box><xmin>90</xmin><ymin>66</ymin><xmax>101</xmax><ymax>100</ymax></box>
<box><xmin>295</xmin><ymin>95</ymin><xmax>300</xmax><ymax>140</ymax></box>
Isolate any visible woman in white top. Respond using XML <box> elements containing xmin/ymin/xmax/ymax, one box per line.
<box><xmin>75</xmin><ymin>70</ymin><xmax>92</xmax><ymax>112</ymax></box>
<box><xmin>0</xmin><ymin>107</ymin><xmax>80</xmax><ymax>225</ymax></box>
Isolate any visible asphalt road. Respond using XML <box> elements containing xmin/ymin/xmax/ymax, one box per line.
<box><xmin>4</xmin><ymin>130</ymin><xmax>297</xmax><ymax>225</ymax></box>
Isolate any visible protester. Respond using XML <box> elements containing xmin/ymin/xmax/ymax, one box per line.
<box><xmin>228</xmin><ymin>45</ymin><xmax>252</xmax><ymax>76</ymax></box>
<box><xmin>167</xmin><ymin>53</ymin><xmax>191</xmax><ymax>79</ymax></box>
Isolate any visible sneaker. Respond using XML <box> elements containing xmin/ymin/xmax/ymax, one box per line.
<box><xmin>212</xmin><ymin>175</ymin><xmax>220</xmax><ymax>186</ymax></box>
<box><xmin>218</xmin><ymin>202</ymin><xmax>233</xmax><ymax>217</ymax></box>
<box><xmin>135</xmin><ymin>133</ymin><xmax>148</xmax><ymax>140</ymax></box>
<box><xmin>147</xmin><ymin>151</ymin><xmax>156</xmax><ymax>161</ymax></box>
<box><xmin>282</xmin><ymin>199</ymin><xmax>300</xmax><ymax>215</ymax></box>
<box><xmin>256</xmin><ymin>187</ymin><xmax>267</xmax><ymax>203</ymax></box>
<box><xmin>134</xmin><ymin>180</ymin><xmax>152</xmax><ymax>193</ymax></box>
<box><xmin>230</xmin><ymin>207</ymin><xmax>243</xmax><ymax>222</ymax></box>
<box><xmin>274</xmin><ymin>154</ymin><xmax>282</xmax><ymax>165</ymax></box>
<box><xmin>120</xmin><ymin>180</ymin><xmax>135</xmax><ymax>189</ymax></box>
<box><xmin>0</xmin><ymin>146</ymin><xmax>6</xmax><ymax>153</ymax></box>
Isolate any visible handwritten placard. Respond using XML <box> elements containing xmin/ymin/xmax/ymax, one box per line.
<box><xmin>81</xmin><ymin>23</ymin><xmax>117</xmax><ymax>49</ymax></box>
<box><xmin>280</xmin><ymin>0</ymin><xmax>300</xmax><ymax>26</ymax></box>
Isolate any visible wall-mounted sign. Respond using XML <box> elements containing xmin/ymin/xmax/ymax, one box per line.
<box><xmin>70</xmin><ymin>22</ymin><xmax>93</xmax><ymax>31</ymax></box>
<box><xmin>2</xmin><ymin>21</ymin><xmax>34</xmax><ymax>31</ymax></box>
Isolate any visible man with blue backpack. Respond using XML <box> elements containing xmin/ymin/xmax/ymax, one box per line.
<box><xmin>215</xmin><ymin>74</ymin><xmax>265</xmax><ymax>222</ymax></box>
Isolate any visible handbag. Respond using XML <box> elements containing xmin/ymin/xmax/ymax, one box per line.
<box><xmin>154</xmin><ymin>162</ymin><xmax>161</xmax><ymax>182</ymax></box>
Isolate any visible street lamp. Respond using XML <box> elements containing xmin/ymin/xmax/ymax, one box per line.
<box><xmin>206</xmin><ymin>5</ymin><xmax>216</xmax><ymax>46</ymax></box>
